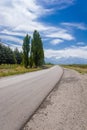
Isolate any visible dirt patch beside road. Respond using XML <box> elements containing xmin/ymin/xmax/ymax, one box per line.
<box><xmin>23</xmin><ymin>68</ymin><xmax>87</xmax><ymax>130</ymax></box>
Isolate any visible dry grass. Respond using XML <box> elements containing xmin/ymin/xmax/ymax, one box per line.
<box><xmin>61</xmin><ymin>64</ymin><xmax>87</xmax><ymax>74</ymax></box>
<box><xmin>0</xmin><ymin>64</ymin><xmax>53</xmax><ymax>77</ymax></box>
<box><xmin>0</xmin><ymin>64</ymin><xmax>41</xmax><ymax>77</ymax></box>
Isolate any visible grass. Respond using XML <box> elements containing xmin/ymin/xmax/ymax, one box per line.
<box><xmin>61</xmin><ymin>64</ymin><xmax>87</xmax><ymax>74</ymax></box>
<box><xmin>0</xmin><ymin>64</ymin><xmax>53</xmax><ymax>77</ymax></box>
<box><xmin>0</xmin><ymin>64</ymin><xmax>40</xmax><ymax>77</ymax></box>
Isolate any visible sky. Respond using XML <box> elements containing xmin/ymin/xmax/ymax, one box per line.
<box><xmin>0</xmin><ymin>0</ymin><xmax>87</xmax><ymax>64</ymax></box>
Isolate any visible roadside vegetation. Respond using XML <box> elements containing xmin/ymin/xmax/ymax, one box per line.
<box><xmin>0</xmin><ymin>30</ymin><xmax>46</xmax><ymax>77</ymax></box>
<box><xmin>0</xmin><ymin>64</ymin><xmax>42</xmax><ymax>77</ymax></box>
<box><xmin>61</xmin><ymin>64</ymin><xmax>87</xmax><ymax>74</ymax></box>
<box><xmin>0</xmin><ymin>64</ymin><xmax>53</xmax><ymax>77</ymax></box>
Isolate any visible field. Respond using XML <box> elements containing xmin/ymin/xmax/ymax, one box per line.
<box><xmin>61</xmin><ymin>64</ymin><xmax>87</xmax><ymax>74</ymax></box>
<box><xmin>1</xmin><ymin>64</ymin><xmax>86</xmax><ymax>77</ymax></box>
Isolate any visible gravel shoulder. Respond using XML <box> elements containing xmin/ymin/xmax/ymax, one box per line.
<box><xmin>23</xmin><ymin>68</ymin><xmax>87</xmax><ymax>130</ymax></box>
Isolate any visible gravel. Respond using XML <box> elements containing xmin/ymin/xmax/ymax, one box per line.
<box><xmin>23</xmin><ymin>68</ymin><xmax>87</xmax><ymax>130</ymax></box>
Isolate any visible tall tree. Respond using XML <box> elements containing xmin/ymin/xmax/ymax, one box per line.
<box><xmin>6</xmin><ymin>47</ymin><xmax>16</xmax><ymax>64</ymax></box>
<box><xmin>22</xmin><ymin>34</ymin><xmax>30</xmax><ymax>68</ymax></box>
<box><xmin>31</xmin><ymin>30</ymin><xmax>44</xmax><ymax>67</ymax></box>
<box><xmin>0</xmin><ymin>43</ymin><xmax>6</xmax><ymax>64</ymax></box>
<box><xmin>0</xmin><ymin>43</ymin><xmax>16</xmax><ymax>64</ymax></box>
<box><xmin>14</xmin><ymin>48</ymin><xmax>22</xmax><ymax>64</ymax></box>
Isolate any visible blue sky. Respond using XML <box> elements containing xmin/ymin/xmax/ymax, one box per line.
<box><xmin>0</xmin><ymin>0</ymin><xmax>87</xmax><ymax>64</ymax></box>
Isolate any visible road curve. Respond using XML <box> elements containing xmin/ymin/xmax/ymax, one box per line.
<box><xmin>0</xmin><ymin>65</ymin><xmax>63</xmax><ymax>130</ymax></box>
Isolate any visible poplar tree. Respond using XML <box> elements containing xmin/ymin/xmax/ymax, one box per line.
<box><xmin>31</xmin><ymin>30</ymin><xmax>44</xmax><ymax>67</ymax></box>
<box><xmin>22</xmin><ymin>34</ymin><xmax>30</xmax><ymax>68</ymax></box>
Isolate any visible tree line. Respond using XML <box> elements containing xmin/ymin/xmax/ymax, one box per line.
<box><xmin>0</xmin><ymin>30</ymin><xmax>44</xmax><ymax>68</ymax></box>
<box><xmin>0</xmin><ymin>44</ymin><xmax>22</xmax><ymax>65</ymax></box>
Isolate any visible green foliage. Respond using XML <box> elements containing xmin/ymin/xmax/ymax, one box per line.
<box><xmin>31</xmin><ymin>30</ymin><xmax>44</xmax><ymax>67</ymax></box>
<box><xmin>22</xmin><ymin>34</ymin><xmax>30</xmax><ymax>68</ymax></box>
<box><xmin>14</xmin><ymin>48</ymin><xmax>22</xmax><ymax>64</ymax></box>
<box><xmin>29</xmin><ymin>55</ymin><xmax>33</xmax><ymax>68</ymax></box>
<box><xmin>0</xmin><ymin>43</ymin><xmax>16</xmax><ymax>64</ymax></box>
<box><xmin>0</xmin><ymin>30</ymin><xmax>44</xmax><ymax>69</ymax></box>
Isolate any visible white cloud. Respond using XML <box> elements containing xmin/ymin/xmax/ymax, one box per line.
<box><xmin>50</xmin><ymin>39</ymin><xmax>64</xmax><ymax>45</ymax></box>
<box><xmin>77</xmin><ymin>42</ymin><xmax>85</xmax><ymax>45</ymax></box>
<box><xmin>0</xmin><ymin>24</ymin><xmax>75</xmax><ymax>47</ymax></box>
<box><xmin>38</xmin><ymin>0</ymin><xmax>75</xmax><ymax>10</ymax></box>
<box><xmin>0</xmin><ymin>35</ymin><xmax>23</xmax><ymax>45</ymax></box>
<box><xmin>1</xmin><ymin>0</ymin><xmax>86</xmax><ymax>64</ymax></box>
<box><xmin>3</xmin><ymin>42</ymin><xmax>22</xmax><ymax>51</ymax></box>
<box><xmin>45</xmin><ymin>46</ymin><xmax>87</xmax><ymax>59</ymax></box>
<box><xmin>0</xmin><ymin>0</ymin><xmax>75</xmax><ymax>48</ymax></box>
<box><xmin>0</xmin><ymin>0</ymin><xmax>52</xmax><ymax>28</ymax></box>
<box><xmin>14</xmin><ymin>22</ymin><xmax>49</xmax><ymax>32</ymax></box>
<box><xmin>46</xmin><ymin>29</ymin><xmax>74</xmax><ymax>40</ymax></box>
<box><xmin>61</xmin><ymin>22</ymin><xmax>87</xmax><ymax>30</ymax></box>
<box><xmin>1</xmin><ymin>29</ymin><xmax>25</xmax><ymax>37</ymax></box>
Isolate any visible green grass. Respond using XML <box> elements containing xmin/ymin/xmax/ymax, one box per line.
<box><xmin>61</xmin><ymin>64</ymin><xmax>87</xmax><ymax>74</ymax></box>
<box><xmin>0</xmin><ymin>64</ymin><xmax>53</xmax><ymax>77</ymax></box>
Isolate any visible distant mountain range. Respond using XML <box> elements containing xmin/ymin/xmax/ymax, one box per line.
<box><xmin>45</xmin><ymin>57</ymin><xmax>87</xmax><ymax>64</ymax></box>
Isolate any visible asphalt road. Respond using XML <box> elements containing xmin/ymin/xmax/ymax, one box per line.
<box><xmin>24</xmin><ymin>68</ymin><xmax>87</xmax><ymax>130</ymax></box>
<box><xmin>0</xmin><ymin>65</ymin><xmax>63</xmax><ymax>130</ymax></box>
